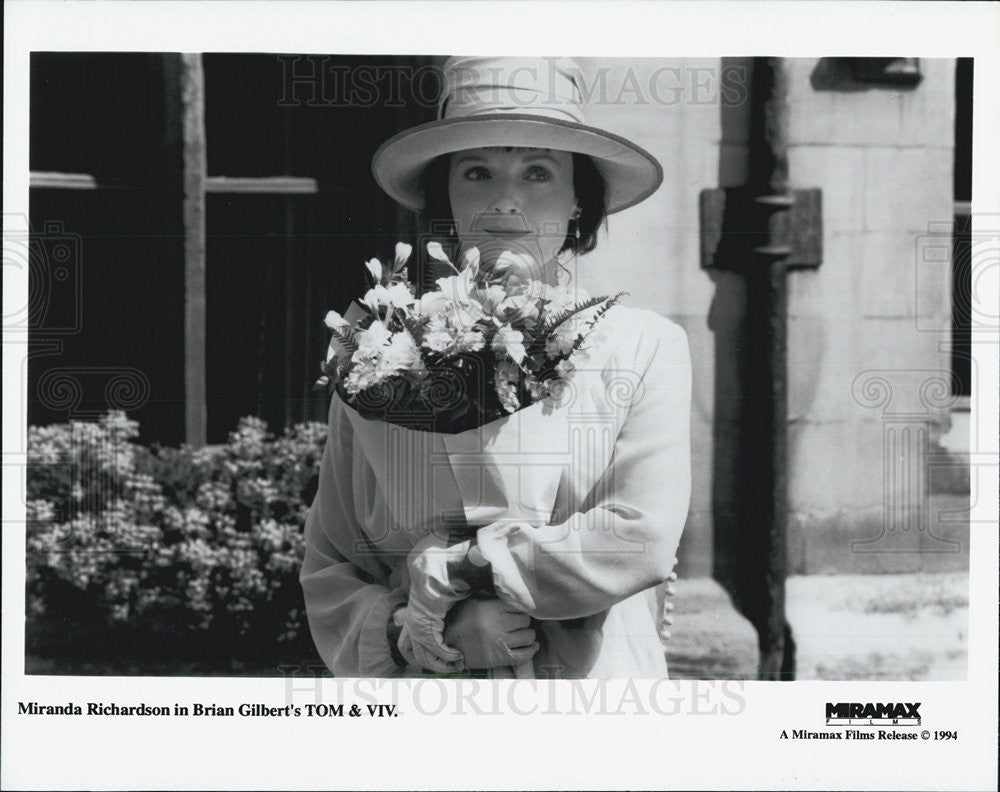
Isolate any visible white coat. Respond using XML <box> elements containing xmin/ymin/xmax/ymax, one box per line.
<box><xmin>300</xmin><ymin>305</ymin><xmax>691</xmax><ymax>678</ymax></box>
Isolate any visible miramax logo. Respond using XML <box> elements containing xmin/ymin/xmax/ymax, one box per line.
<box><xmin>826</xmin><ymin>702</ymin><xmax>922</xmax><ymax>726</ymax></box>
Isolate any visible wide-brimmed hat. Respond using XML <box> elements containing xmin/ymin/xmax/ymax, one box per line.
<box><xmin>371</xmin><ymin>56</ymin><xmax>663</xmax><ymax>215</ymax></box>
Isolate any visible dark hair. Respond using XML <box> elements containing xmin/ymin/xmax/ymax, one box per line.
<box><xmin>419</xmin><ymin>149</ymin><xmax>608</xmax><ymax>257</ymax></box>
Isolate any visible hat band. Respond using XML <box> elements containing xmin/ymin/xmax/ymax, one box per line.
<box><xmin>445</xmin><ymin>103</ymin><xmax>585</xmax><ymax>125</ymax></box>
<box><xmin>439</xmin><ymin>76</ymin><xmax>585</xmax><ymax>124</ymax></box>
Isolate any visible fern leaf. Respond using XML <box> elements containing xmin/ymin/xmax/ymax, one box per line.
<box><xmin>330</xmin><ymin>325</ymin><xmax>359</xmax><ymax>357</ymax></box>
<box><xmin>569</xmin><ymin>292</ymin><xmax>626</xmax><ymax>354</ymax></box>
<box><xmin>542</xmin><ymin>295</ymin><xmax>611</xmax><ymax>334</ymax></box>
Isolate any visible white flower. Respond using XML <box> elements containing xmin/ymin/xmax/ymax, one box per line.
<box><xmin>344</xmin><ymin>363</ymin><xmax>382</xmax><ymax>395</ymax></box>
<box><xmin>325</xmin><ymin>311</ymin><xmax>356</xmax><ymax>363</ymax></box>
<box><xmin>426</xmin><ymin>241</ymin><xmax>450</xmax><ymax>263</ymax></box>
<box><xmin>418</xmin><ymin>290</ymin><xmax>450</xmax><ymax>316</ymax></box>
<box><xmin>460</xmin><ymin>247</ymin><xmax>480</xmax><ymax>273</ymax></box>
<box><xmin>422</xmin><ymin>313</ymin><xmax>451</xmax><ymax>350</ymax></box>
<box><xmin>380</xmin><ymin>329</ymin><xmax>421</xmax><ymax>373</ymax></box>
<box><xmin>449</xmin><ymin>301</ymin><xmax>484</xmax><ymax>331</ymax></box>
<box><xmin>356</xmin><ymin>320</ymin><xmax>392</xmax><ymax>354</ymax></box>
<box><xmin>361</xmin><ymin>282</ymin><xmax>412</xmax><ymax>311</ymax></box>
<box><xmin>365</xmin><ymin>257</ymin><xmax>383</xmax><ymax>283</ymax></box>
<box><xmin>443</xmin><ymin>257</ymin><xmax>480</xmax><ymax>298</ymax></box>
<box><xmin>434</xmin><ymin>274</ymin><xmax>470</xmax><ymax>306</ymax></box>
<box><xmin>500</xmin><ymin>292</ymin><xmax>539</xmax><ymax>323</ymax></box>
<box><xmin>421</xmin><ymin>312</ymin><xmax>484</xmax><ymax>354</ymax></box>
<box><xmin>493</xmin><ymin>326</ymin><xmax>526</xmax><ymax>365</ymax></box>
<box><xmin>423</xmin><ymin>327</ymin><xmax>453</xmax><ymax>353</ymax></box>
<box><xmin>457</xmin><ymin>328</ymin><xmax>486</xmax><ymax>353</ymax></box>
<box><xmin>471</xmin><ymin>284</ymin><xmax>508</xmax><ymax>316</ymax></box>
<box><xmin>385</xmin><ymin>282</ymin><xmax>415</xmax><ymax>308</ymax></box>
<box><xmin>394</xmin><ymin>242</ymin><xmax>413</xmax><ymax>269</ymax></box>
<box><xmin>361</xmin><ymin>285</ymin><xmax>389</xmax><ymax>311</ymax></box>
<box><xmin>324</xmin><ymin>310</ymin><xmax>349</xmax><ymax>329</ymax></box>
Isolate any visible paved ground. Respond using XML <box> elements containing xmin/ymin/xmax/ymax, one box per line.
<box><xmin>787</xmin><ymin>571</ymin><xmax>968</xmax><ymax>680</ymax></box>
<box><xmin>663</xmin><ymin>571</ymin><xmax>969</xmax><ymax>681</ymax></box>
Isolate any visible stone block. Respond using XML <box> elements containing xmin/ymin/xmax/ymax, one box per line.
<box><xmin>786</xmin><ymin>314</ymin><xmax>844</xmax><ymax>420</ymax></box>
<box><xmin>789</xmin><ymin>146</ymin><xmax>867</xmax><ymax>232</ymax></box>
<box><xmin>857</xmin><ymin>316</ymin><xmax>953</xmax><ymax>373</ymax></box>
<box><xmin>863</xmin><ymin>146</ymin><xmax>953</xmax><ymax>233</ymax></box>
<box><xmin>789</xmin><ymin>419</ymin><xmax>886</xmax><ymax>512</ymax></box>
<box><xmin>788</xmin><ymin>231</ymin><xmax>866</xmax><ymax>318</ymax></box>
<box><xmin>860</xmin><ymin>230</ymin><xmax>951</xmax><ymax>322</ymax></box>
<box><xmin>797</xmin><ymin>509</ymin><xmax>924</xmax><ymax>574</ymax></box>
<box><xmin>793</xmin><ymin>491</ymin><xmax>969</xmax><ymax>575</ymax></box>
<box><xmin>787</xmin><ymin>311</ymin><xmax>874</xmax><ymax>422</ymax></box>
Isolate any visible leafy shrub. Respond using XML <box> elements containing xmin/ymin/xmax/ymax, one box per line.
<box><xmin>25</xmin><ymin>411</ymin><xmax>327</xmax><ymax>660</ymax></box>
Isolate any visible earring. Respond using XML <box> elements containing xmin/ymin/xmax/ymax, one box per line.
<box><xmin>571</xmin><ymin>213</ymin><xmax>581</xmax><ymax>244</ymax></box>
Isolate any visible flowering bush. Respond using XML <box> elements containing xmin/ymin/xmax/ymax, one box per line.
<box><xmin>25</xmin><ymin>411</ymin><xmax>327</xmax><ymax>660</ymax></box>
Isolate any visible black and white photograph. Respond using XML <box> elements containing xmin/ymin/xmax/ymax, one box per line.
<box><xmin>3</xmin><ymin>2</ymin><xmax>998</xmax><ymax>790</ymax></box>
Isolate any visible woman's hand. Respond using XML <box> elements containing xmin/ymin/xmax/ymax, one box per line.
<box><xmin>400</xmin><ymin>532</ymin><xmax>476</xmax><ymax>674</ymax></box>
<box><xmin>444</xmin><ymin>597</ymin><xmax>540</xmax><ymax>671</ymax></box>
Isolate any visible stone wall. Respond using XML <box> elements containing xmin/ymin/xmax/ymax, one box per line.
<box><xmin>573</xmin><ymin>57</ymin><xmax>964</xmax><ymax>576</ymax></box>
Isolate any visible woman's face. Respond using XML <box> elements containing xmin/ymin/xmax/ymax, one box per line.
<box><xmin>447</xmin><ymin>147</ymin><xmax>577</xmax><ymax>278</ymax></box>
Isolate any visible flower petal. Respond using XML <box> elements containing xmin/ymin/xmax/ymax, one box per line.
<box><xmin>460</xmin><ymin>247</ymin><xmax>480</xmax><ymax>272</ymax></box>
<box><xmin>364</xmin><ymin>257</ymin><xmax>383</xmax><ymax>283</ymax></box>
<box><xmin>324</xmin><ymin>310</ymin><xmax>348</xmax><ymax>329</ymax></box>
<box><xmin>426</xmin><ymin>241</ymin><xmax>450</xmax><ymax>262</ymax></box>
<box><xmin>419</xmin><ymin>290</ymin><xmax>450</xmax><ymax>316</ymax></box>
<box><xmin>394</xmin><ymin>242</ymin><xmax>413</xmax><ymax>268</ymax></box>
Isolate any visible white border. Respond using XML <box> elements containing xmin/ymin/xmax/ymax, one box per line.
<box><xmin>4</xmin><ymin>2</ymin><xmax>999</xmax><ymax>790</ymax></box>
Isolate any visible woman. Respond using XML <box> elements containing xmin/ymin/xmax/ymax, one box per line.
<box><xmin>300</xmin><ymin>56</ymin><xmax>691</xmax><ymax>678</ymax></box>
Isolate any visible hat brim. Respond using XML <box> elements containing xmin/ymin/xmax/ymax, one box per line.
<box><xmin>371</xmin><ymin>114</ymin><xmax>663</xmax><ymax>215</ymax></box>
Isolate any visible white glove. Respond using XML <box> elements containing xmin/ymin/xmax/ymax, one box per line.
<box><xmin>397</xmin><ymin>621</ymin><xmax>465</xmax><ymax>674</ymax></box>
<box><xmin>399</xmin><ymin>532</ymin><xmax>475</xmax><ymax>674</ymax></box>
<box><xmin>444</xmin><ymin>597</ymin><xmax>539</xmax><ymax>671</ymax></box>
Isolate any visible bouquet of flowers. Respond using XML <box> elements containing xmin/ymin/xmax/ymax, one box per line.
<box><xmin>314</xmin><ymin>241</ymin><xmax>622</xmax><ymax>434</ymax></box>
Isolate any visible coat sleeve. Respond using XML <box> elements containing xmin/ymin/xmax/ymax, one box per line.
<box><xmin>475</xmin><ymin>315</ymin><xmax>692</xmax><ymax>620</ymax></box>
<box><xmin>300</xmin><ymin>395</ymin><xmax>407</xmax><ymax>677</ymax></box>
